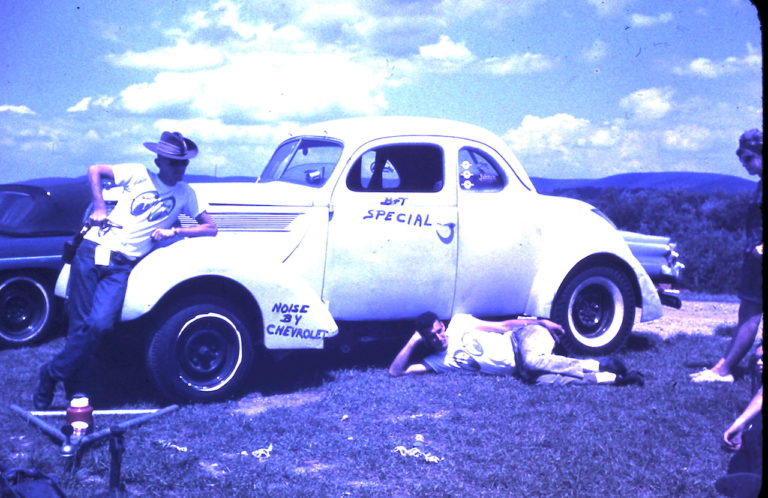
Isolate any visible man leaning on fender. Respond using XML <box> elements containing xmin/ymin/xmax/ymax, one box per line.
<box><xmin>34</xmin><ymin>131</ymin><xmax>217</xmax><ymax>409</ymax></box>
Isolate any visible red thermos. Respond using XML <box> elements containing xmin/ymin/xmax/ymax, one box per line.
<box><xmin>66</xmin><ymin>394</ymin><xmax>93</xmax><ymax>436</ymax></box>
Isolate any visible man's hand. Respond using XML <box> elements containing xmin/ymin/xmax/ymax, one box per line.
<box><xmin>388</xmin><ymin>331</ymin><xmax>430</xmax><ymax>377</ymax></box>
<box><xmin>87</xmin><ymin>211</ymin><xmax>122</xmax><ymax>231</ymax></box>
<box><xmin>723</xmin><ymin>423</ymin><xmax>745</xmax><ymax>451</ymax></box>
<box><xmin>403</xmin><ymin>331</ymin><xmax>424</xmax><ymax>349</ymax></box>
<box><xmin>88</xmin><ymin>207</ymin><xmax>108</xmax><ymax>227</ymax></box>
<box><xmin>151</xmin><ymin>227</ymin><xmax>178</xmax><ymax>241</ymax></box>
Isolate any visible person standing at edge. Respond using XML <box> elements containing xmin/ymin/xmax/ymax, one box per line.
<box><xmin>691</xmin><ymin>129</ymin><xmax>763</xmax><ymax>383</ymax></box>
<box><xmin>34</xmin><ymin>131</ymin><xmax>218</xmax><ymax>409</ymax></box>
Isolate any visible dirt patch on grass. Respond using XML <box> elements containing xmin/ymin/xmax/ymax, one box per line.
<box><xmin>235</xmin><ymin>391</ymin><xmax>324</xmax><ymax>416</ymax></box>
<box><xmin>634</xmin><ymin>301</ymin><xmax>762</xmax><ymax>340</ymax></box>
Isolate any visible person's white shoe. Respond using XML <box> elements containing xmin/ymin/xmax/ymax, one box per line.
<box><xmin>690</xmin><ymin>369</ymin><xmax>734</xmax><ymax>383</ymax></box>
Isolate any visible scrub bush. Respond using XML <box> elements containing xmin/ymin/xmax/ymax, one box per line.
<box><xmin>554</xmin><ymin>187</ymin><xmax>754</xmax><ymax>294</ymax></box>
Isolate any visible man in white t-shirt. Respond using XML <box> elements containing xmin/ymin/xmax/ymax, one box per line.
<box><xmin>388</xmin><ymin>312</ymin><xmax>644</xmax><ymax>386</ymax></box>
<box><xmin>34</xmin><ymin>131</ymin><xmax>218</xmax><ymax>409</ymax></box>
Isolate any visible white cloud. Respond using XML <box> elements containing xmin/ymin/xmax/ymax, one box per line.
<box><xmin>500</xmin><ymin>112</ymin><xmax>710</xmax><ymax>178</ymax></box>
<box><xmin>629</xmin><ymin>12</ymin><xmax>673</xmax><ymax>28</ymax></box>
<box><xmin>662</xmin><ymin>125</ymin><xmax>712</xmax><ymax>151</ymax></box>
<box><xmin>108</xmin><ymin>40</ymin><xmax>226</xmax><ymax>71</ymax></box>
<box><xmin>619</xmin><ymin>88</ymin><xmax>673</xmax><ymax>120</ymax></box>
<box><xmin>481</xmin><ymin>52</ymin><xmax>554</xmax><ymax>75</ymax></box>
<box><xmin>0</xmin><ymin>105</ymin><xmax>35</xmax><ymax>115</ymax></box>
<box><xmin>67</xmin><ymin>98</ymin><xmax>91</xmax><ymax>113</ymax></box>
<box><xmin>104</xmin><ymin>2</ymin><xmax>403</xmax><ymax>121</ymax></box>
<box><xmin>672</xmin><ymin>44</ymin><xmax>762</xmax><ymax>78</ymax></box>
<box><xmin>585</xmin><ymin>0</ymin><xmax>632</xmax><ymax>17</ymax></box>
<box><xmin>503</xmin><ymin>113</ymin><xmax>592</xmax><ymax>154</ymax></box>
<box><xmin>300</xmin><ymin>1</ymin><xmax>364</xmax><ymax>32</ymax></box>
<box><xmin>588</xmin><ymin>124</ymin><xmax>622</xmax><ymax>147</ymax></box>
<box><xmin>418</xmin><ymin>35</ymin><xmax>475</xmax><ymax>70</ymax></box>
<box><xmin>581</xmin><ymin>39</ymin><xmax>608</xmax><ymax>62</ymax></box>
<box><xmin>153</xmin><ymin>117</ymin><xmax>292</xmax><ymax>143</ymax></box>
<box><xmin>184</xmin><ymin>0</ymin><xmax>260</xmax><ymax>40</ymax></box>
<box><xmin>96</xmin><ymin>0</ymin><xmax>555</xmax><ymax>122</ymax></box>
<box><xmin>67</xmin><ymin>96</ymin><xmax>115</xmax><ymax>113</ymax></box>
<box><xmin>120</xmin><ymin>50</ymin><xmax>390</xmax><ymax>120</ymax></box>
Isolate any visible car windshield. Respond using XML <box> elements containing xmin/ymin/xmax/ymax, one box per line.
<box><xmin>0</xmin><ymin>188</ymin><xmax>82</xmax><ymax>236</ymax></box>
<box><xmin>259</xmin><ymin>138</ymin><xmax>343</xmax><ymax>188</ymax></box>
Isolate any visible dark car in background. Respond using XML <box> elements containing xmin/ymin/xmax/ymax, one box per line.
<box><xmin>0</xmin><ymin>178</ymin><xmax>91</xmax><ymax>346</ymax></box>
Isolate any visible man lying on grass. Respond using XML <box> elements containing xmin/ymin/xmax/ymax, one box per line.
<box><xmin>388</xmin><ymin>312</ymin><xmax>644</xmax><ymax>386</ymax></box>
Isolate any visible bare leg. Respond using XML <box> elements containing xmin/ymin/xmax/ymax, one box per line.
<box><xmin>710</xmin><ymin>301</ymin><xmax>763</xmax><ymax>377</ymax></box>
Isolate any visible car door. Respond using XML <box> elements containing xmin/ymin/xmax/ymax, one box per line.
<box><xmin>452</xmin><ymin>142</ymin><xmax>541</xmax><ymax>316</ymax></box>
<box><xmin>323</xmin><ymin>139</ymin><xmax>458</xmax><ymax>320</ymax></box>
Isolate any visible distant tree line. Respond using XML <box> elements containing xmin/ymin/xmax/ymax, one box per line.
<box><xmin>552</xmin><ymin>187</ymin><xmax>756</xmax><ymax>295</ymax></box>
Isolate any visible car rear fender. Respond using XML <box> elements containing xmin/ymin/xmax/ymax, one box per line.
<box><xmin>525</xmin><ymin>245</ymin><xmax>662</xmax><ymax>323</ymax></box>
<box><xmin>521</xmin><ymin>198</ymin><xmax>663</xmax><ymax>322</ymax></box>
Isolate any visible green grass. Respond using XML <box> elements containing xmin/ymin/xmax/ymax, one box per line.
<box><xmin>0</xmin><ymin>326</ymin><xmax>756</xmax><ymax>497</ymax></box>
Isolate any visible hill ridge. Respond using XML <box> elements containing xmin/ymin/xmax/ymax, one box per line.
<box><xmin>531</xmin><ymin>171</ymin><xmax>757</xmax><ymax>194</ymax></box>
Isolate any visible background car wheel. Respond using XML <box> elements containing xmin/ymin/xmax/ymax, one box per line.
<box><xmin>146</xmin><ymin>296</ymin><xmax>255</xmax><ymax>403</ymax></box>
<box><xmin>0</xmin><ymin>274</ymin><xmax>53</xmax><ymax>347</ymax></box>
<box><xmin>551</xmin><ymin>265</ymin><xmax>636</xmax><ymax>356</ymax></box>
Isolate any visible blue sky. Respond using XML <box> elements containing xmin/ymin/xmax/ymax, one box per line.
<box><xmin>0</xmin><ymin>0</ymin><xmax>762</xmax><ymax>184</ymax></box>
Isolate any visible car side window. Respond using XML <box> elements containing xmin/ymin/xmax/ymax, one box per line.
<box><xmin>347</xmin><ymin>144</ymin><xmax>443</xmax><ymax>192</ymax></box>
<box><xmin>458</xmin><ymin>147</ymin><xmax>504</xmax><ymax>192</ymax></box>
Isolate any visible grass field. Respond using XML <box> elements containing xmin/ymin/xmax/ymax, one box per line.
<box><xmin>0</xmin><ymin>301</ymin><xmax>758</xmax><ymax>497</ymax></box>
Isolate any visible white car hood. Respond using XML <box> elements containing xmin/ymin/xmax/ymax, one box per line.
<box><xmin>191</xmin><ymin>181</ymin><xmax>329</xmax><ymax>208</ymax></box>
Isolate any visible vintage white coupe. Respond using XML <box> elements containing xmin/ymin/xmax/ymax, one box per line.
<box><xmin>57</xmin><ymin>116</ymin><xmax>680</xmax><ymax>402</ymax></box>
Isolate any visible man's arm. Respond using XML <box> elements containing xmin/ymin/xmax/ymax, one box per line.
<box><xmin>475</xmin><ymin>317</ymin><xmax>564</xmax><ymax>337</ymax></box>
<box><xmin>723</xmin><ymin>387</ymin><xmax>763</xmax><ymax>451</ymax></box>
<box><xmin>388</xmin><ymin>332</ymin><xmax>433</xmax><ymax>377</ymax></box>
<box><xmin>87</xmin><ymin>164</ymin><xmax>115</xmax><ymax>225</ymax></box>
<box><xmin>151</xmin><ymin>211</ymin><xmax>218</xmax><ymax>241</ymax></box>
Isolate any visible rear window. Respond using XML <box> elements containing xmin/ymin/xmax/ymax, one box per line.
<box><xmin>458</xmin><ymin>147</ymin><xmax>504</xmax><ymax>192</ymax></box>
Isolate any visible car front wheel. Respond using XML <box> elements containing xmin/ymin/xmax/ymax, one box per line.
<box><xmin>146</xmin><ymin>296</ymin><xmax>256</xmax><ymax>403</ymax></box>
<box><xmin>551</xmin><ymin>266</ymin><xmax>636</xmax><ymax>356</ymax></box>
<box><xmin>0</xmin><ymin>274</ymin><xmax>53</xmax><ymax>347</ymax></box>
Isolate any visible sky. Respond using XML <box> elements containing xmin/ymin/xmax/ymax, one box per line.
<box><xmin>0</xmin><ymin>0</ymin><xmax>762</xmax><ymax>184</ymax></box>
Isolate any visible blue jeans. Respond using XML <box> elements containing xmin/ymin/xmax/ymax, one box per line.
<box><xmin>48</xmin><ymin>240</ymin><xmax>135</xmax><ymax>390</ymax></box>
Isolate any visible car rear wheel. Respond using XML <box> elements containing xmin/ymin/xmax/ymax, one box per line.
<box><xmin>146</xmin><ymin>296</ymin><xmax>256</xmax><ymax>403</ymax></box>
<box><xmin>551</xmin><ymin>266</ymin><xmax>636</xmax><ymax>356</ymax></box>
<box><xmin>0</xmin><ymin>274</ymin><xmax>53</xmax><ymax>346</ymax></box>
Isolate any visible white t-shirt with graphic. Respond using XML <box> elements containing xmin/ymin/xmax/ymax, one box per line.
<box><xmin>422</xmin><ymin>314</ymin><xmax>516</xmax><ymax>375</ymax></box>
<box><xmin>84</xmin><ymin>163</ymin><xmax>207</xmax><ymax>258</ymax></box>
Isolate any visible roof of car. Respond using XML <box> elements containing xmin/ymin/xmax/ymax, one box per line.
<box><xmin>295</xmin><ymin>116</ymin><xmax>510</xmax><ymax>150</ymax></box>
<box><xmin>292</xmin><ymin>116</ymin><xmax>534</xmax><ymax>190</ymax></box>
<box><xmin>1</xmin><ymin>176</ymin><xmax>89</xmax><ymax>196</ymax></box>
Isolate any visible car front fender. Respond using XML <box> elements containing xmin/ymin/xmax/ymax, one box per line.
<box><xmin>121</xmin><ymin>237</ymin><xmax>338</xmax><ymax>350</ymax></box>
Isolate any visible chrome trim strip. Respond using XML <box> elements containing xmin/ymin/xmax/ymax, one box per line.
<box><xmin>178</xmin><ymin>212</ymin><xmax>302</xmax><ymax>232</ymax></box>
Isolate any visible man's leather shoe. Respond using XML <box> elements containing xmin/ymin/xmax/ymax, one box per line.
<box><xmin>614</xmin><ymin>370</ymin><xmax>645</xmax><ymax>387</ymax></box>
<box><xmin>599</xmin><ymin>357</ymin><xmax>628</xmax><ymax>376</ymax></box>
<box><xmin>33</xmin><ymin>364</ymin><xmax>56</xmax><ymax>410</ymax></box>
